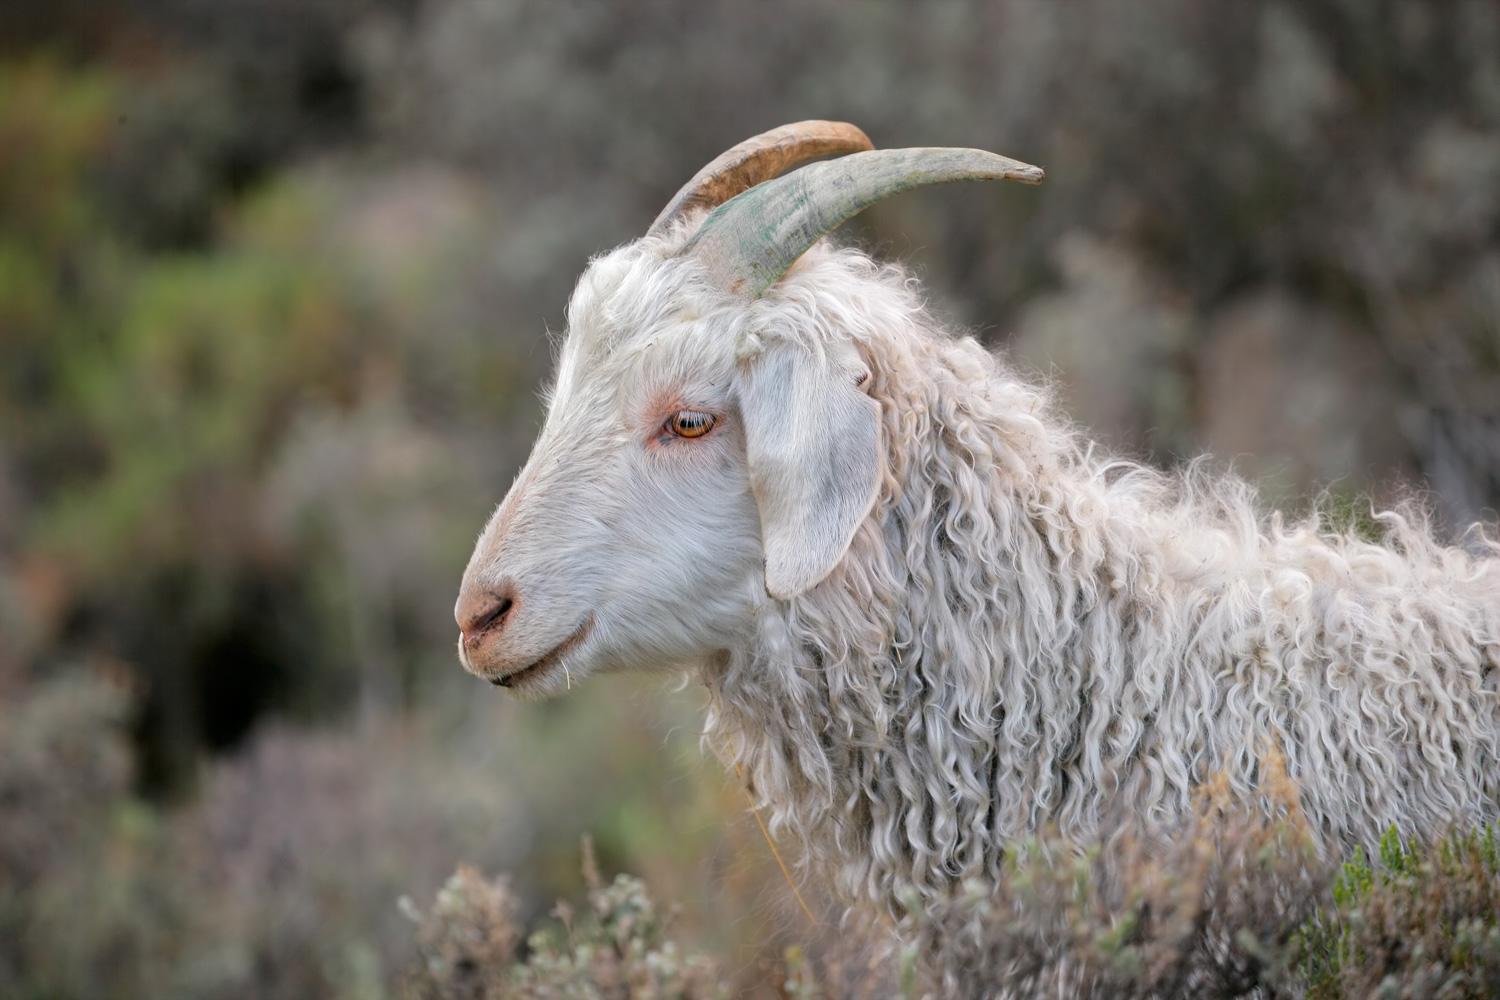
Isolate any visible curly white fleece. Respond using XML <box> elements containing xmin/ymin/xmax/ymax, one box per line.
<box><xmin>693</xmin><ymin>241</ymin><xmax>1500</xmax><ymax>915</ymax></box>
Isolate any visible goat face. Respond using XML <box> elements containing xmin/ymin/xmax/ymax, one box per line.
<box><xmin>452</xmin><ymin>123</ymin><xmax>1041</xmax><ymax>696</ymax></box>
<box><xmin>455</xmin><ymin>248</ymin><xmax>883</xmax><ymax>695</ymax></box>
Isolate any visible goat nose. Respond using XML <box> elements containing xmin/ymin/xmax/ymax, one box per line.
<box><xmin>456</xmin><ymin>586</ymin><xmax>516</xmax><ymax>646</ymax></box>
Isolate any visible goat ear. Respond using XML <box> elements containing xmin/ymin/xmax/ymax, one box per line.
<box><xmin>737</xmin><ymin>339</ymin><xmax>882</xmax><ymax>599</ymax></box>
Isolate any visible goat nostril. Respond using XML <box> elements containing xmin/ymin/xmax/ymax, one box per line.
<box><xmin>477</xmin><ymin>597</ymin><xmax>513</xmax><ymax>632</ymax></box>
<box><xmin>489</xmin><ymin>599</ymin><xmax>519</xmax><ymax>629</ymax></box>
<box><xmin>459</xmin><ymin>589</ymin><xmax>516</xmax><ymax>640</ymax></box>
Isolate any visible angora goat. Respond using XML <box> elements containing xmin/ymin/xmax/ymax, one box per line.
<box><xmin>455</xmin><ymin>122</ymin><xmax>1500</xmax><ymax>915</ymax></box>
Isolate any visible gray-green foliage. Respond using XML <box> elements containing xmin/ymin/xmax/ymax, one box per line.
<box><xmin>1295</xmin><ymin>825</ymin><xmax>1500</xmax><ymax>999</ymax></box>
<box><xmin>403</xmin><ymin>816</ymin><xmax>1499</xmax><ymax>1000</ymax></box>
<box><xmin>0</xmin><ymin>668</ymin><xmax>537</xmax><ymax>1000</ymax></box>
<box><xmin>0</xmin><ymin>673</ymin><xmax>137</xmax><ymax>998</ymax></box>
<box><xmin>403</xmin><ymin>854</ymin><xmax>724</xmax><ymax>1000</ymax></box>
<box><xmin>0</xmin><ymin>58</ymin><xmax>519</xmax><ymax>792</ymax></box>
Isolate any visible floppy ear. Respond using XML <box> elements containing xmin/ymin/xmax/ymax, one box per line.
<box><xmin>737</xmin><ymin>338</ymin><xmax>882</xmax><ymax>599</ymax></box>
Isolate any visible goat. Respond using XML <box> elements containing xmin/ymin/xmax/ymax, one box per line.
<box><xmin>454</xmin><ymin>121</ymin><xmax>1500</xmax><ymax>916</ymax></box>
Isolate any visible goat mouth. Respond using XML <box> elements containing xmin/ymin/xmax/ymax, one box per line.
<box><xmin>490</xmin><ymin>616</ymin><xmax>594</xmax><ymax>689</ymax></box>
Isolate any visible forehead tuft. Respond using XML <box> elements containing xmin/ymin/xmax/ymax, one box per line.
<box><xmin>565</xmin><ymin>242</ymin><xmax>736</xmax><ymax>352</ymax></box>
<box><xmin>566</xmin><ymin>246</ymin><xmax>680</xmax><ymax>351</ymax></box>
<box><xmin>552</xmin><ymin>241</ymin><xmax>742</xmax><ymax>401</ymax></box>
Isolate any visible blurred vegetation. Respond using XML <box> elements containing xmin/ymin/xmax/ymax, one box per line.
<box><xmin>403</xmin><ymin>850</ymin><xmax>725</xmax><ymax>1000</ymax></box>
<box><xmin>1</xmin><ymin>1</ymin><xmax>1498</xmax><ymax>997</ymax></box>
<box><xmin>400</xmin><ymin>795</ymin><xmax>1499</xmax><ymax>999</ymax></box>
<box><xmin>892</xmin><ymin>754</ymin><xmax>1329</xmax><ymax>998</ymax></box>
<box><xmin>1296</xmin><ymin>825</ymin><xmax>1500</xmax><ymax>999</ymax></box>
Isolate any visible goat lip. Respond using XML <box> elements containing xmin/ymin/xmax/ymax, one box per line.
<box><xmin>490</xmin><ymin>616</ymin><xmax>594</xmax><ymax>689</ymax></box>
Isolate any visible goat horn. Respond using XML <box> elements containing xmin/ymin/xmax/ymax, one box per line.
<box><xmin>646</xmin><ymin>121</ymin><xmax>874</xmax><ymax>238</ymax></box>
<box><xmin>681</xmin><ymin>147</ymin><xmax>1044</xmax><ymax>299</ymax></box>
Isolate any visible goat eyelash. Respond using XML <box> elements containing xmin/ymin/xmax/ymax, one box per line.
<box><xmin>665</xmin><ymin>409</ymin><xmax>716</xmax><ymax>438</ymax></box>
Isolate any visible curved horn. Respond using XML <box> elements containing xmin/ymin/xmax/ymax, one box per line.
<box><xmin>646</xmin><ymin>121</ymin><xmax>874</xmax><ymax>238</ymax></box>
<box><xmin>681</xmin><ymin>147</ymin><xmax>1044</xmax><ymax>299</ymax></box>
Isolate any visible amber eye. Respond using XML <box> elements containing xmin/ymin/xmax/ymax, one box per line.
<box><xmin>666</xmin><ymin>409</ymin><xmax>716</xmax><ymax>438</ymax></box>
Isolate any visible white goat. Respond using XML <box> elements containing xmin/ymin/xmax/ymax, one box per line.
<box><xmin>455</xmin><ymin>122</ymin><xmax>1500</xmax><ymax>916</ymax></box>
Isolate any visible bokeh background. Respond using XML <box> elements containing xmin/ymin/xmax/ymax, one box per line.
<box><xmin>3</xmin><ymin>1</ymin><xmax>1498</xmax><ymax>996</ymax></box>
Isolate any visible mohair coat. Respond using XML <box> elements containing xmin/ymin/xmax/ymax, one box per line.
<box><xmin>689</xmin><ymin>239</ymin><xmax>1500</xmax><ymax>914</ymax></box>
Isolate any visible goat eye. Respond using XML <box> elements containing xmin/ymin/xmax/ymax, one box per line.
<box><xmin>666</xmin><ymin>409</ymin><xmax>716</xmax><ymax>438</ymax></box>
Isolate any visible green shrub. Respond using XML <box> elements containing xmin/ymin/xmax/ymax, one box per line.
<box><xmin>892</xmin><ymin>762</ymin><xmax>1330</xmax><ymax>999</ymax></box>
<box><xmin>1295</xmin><ymin>825</ymin><xmax>1500</xmax><ymax>1000</ymax></box>
<box><xmin>402</xmin><ymin>846</ymin><xmax>724</xmax><ymax>1000</ymax></box>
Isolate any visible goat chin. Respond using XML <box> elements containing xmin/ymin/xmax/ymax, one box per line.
<box><xmin>459</xmin><ymin>212</ymin><xmax>1500</xmax><ymax>927</ymax></box>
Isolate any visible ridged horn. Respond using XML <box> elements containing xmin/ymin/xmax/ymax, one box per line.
<box><xmin>646</xmin><ymin>121</ymin><xmax>874</xmax><ymax>238</ymax></box>
<box><xmin>681</xmin><ymin>147</ymin><xmax>1044</xmax><ymax>299</ymax></box>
